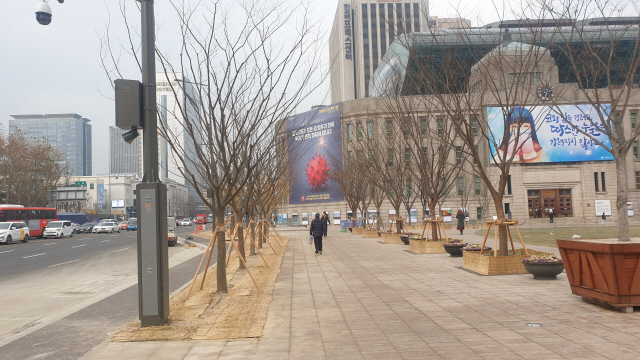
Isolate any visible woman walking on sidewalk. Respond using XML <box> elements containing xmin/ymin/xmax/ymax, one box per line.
<box><xmin>310</xmin><ymin>213</ymin><xmax>327</xmax><ymax>255</ymax></box>
<box><xmin>456</xmin><ymin>209</ymin><xmax>465</xmax><ymax>235</ymax></box>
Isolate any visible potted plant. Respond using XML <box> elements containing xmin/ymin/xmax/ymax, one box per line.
<box><xmin>463</xmin><ymin>244</ymin><xmax>492</xmax><ymax>252</ymax></box>
<box><xmin>400</xmin><ymin>232</ymin><xmax>417</xmax><ymax>245</ymax></box>
<box><xmin>522</xmin><ymin>253</ymin><xmax>564</xmax><ymax>280</ymax></box>
<box><xmin>443</xmin><ymin>240</ymin><xmax>469</xmax><ymax>257</ymax></box>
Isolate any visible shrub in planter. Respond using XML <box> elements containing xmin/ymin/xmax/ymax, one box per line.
<box><xmin>522</xmin><ymin>253</ymin><xmax>565</xmax><ymax>280</ymax></box>
<box><xmin>463</xmin><ymin>244</ymin><xmax>492</xmax><ymax>252</ymax></box>
<box><xmin>443</xmin><ymin>240</ymin><xmax>469</xmax><ymax>257</ymax></box>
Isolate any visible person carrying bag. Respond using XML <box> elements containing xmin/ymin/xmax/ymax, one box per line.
<box><xmin>309</xmin><ymin>213</ymin><xmax>327</xmax><ymax>255</ymax></box>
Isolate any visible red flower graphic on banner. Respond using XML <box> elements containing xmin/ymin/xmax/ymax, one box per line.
<box><xmin>305</xmin><ymin>153</ymin><xmax>331</xmax><ymax>189</ymax></box>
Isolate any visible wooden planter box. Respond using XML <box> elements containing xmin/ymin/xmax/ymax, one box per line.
<box><xmin>380</xmin><ymin>233</ymin><xmax>402</xmax><ymax>244</ymax></box>
<box><xmin>409</xmin><ymin>240</ymin><xmax>447</xmax><ymax>254</ymax></box>
<box><xmin>463</xmin><ymin>249</ymin><xmax>539</xmax><ymax>275</ymax></box>
<box><xmin>557</xmin><ymin>239</ymin><xmax>640</xmax><ymax>313</ymax></box>
<box><xmin>363</xmin><ymin>230</ymin><xmax>379</xmax><ymax>238</ymax></box>
<box><xmin>352</xmin><ymin>227</ymin><xmax>364</xmax><ymax>235</ymax></box>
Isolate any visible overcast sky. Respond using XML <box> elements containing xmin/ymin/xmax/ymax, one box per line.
<box><xmin>0</xmin><ymin>0</ymin><xmax>507</xmax><ymax>175</ymax></box>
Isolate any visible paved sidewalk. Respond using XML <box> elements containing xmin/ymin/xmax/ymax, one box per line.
<box><xmin>89</xmin><ymin>228</ymin><xmax>640</xmax><ymax>359</ymax></box>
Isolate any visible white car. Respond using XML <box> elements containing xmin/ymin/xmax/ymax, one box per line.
<box><xmin>43</xmin><ymin>221</ymin><xmax>74</xmax><ymax>238</ymax></box>
<box><xmin>180</xmin><ymin>219</ymin><xmax>192</xmax><ymax>226</ymax></box>
<box><xmin>93</xmin><ymin>222</ymin><xmax>121</xmax><ymax>234</ymax></box>
<box><xmin>0</xmin><ymin>222</ymin><xmax>30</xmax><ymax>244</ymax></box>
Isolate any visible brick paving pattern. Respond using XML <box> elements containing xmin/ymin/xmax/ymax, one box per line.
<box><xmin>90</xmin><ymin>228</ymin><xmax>640</xmax><ymax>359</ymax></box>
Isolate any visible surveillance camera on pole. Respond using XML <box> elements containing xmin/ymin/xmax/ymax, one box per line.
<box><xmin>35</xmin><ymin>0</ymin><xmax>64</xmax><ymax>26</ymax></box>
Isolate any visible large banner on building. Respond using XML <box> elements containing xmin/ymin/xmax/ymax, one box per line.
<box><xmin>287</xmin><ymin>104</ymin><xmax>344</xmax><ymax>204</ymax></box>
<box><xmin>488</xmin><ymin>105</ymin><xmax>613</xmax><ymax>164</ymax></box>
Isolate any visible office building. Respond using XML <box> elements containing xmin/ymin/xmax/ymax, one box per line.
<box><xmin>329</xmin><ymin>0</ymin><xmax>429</xmax><ymax>103</ymax></box>
<box><xmin>109</xmin><ymin>126</ymin><xmax>142</xmax><ymax>176</ymax></box>
<box><xmin>9</xmin><ymin>113</ymin><xmax>92</xmax><ymax>176</ymax></box>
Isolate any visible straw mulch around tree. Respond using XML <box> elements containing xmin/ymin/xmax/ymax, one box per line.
<box><xmin>112</xmin><ymin>235</ymin><xmax>289</xmax><ymax>341</ymax></box>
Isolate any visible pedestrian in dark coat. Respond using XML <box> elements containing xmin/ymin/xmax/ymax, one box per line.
<box><xmin>536</xmin><ymin>208</ymin><xmax>542</xmax><ymax>219</ymax></box>
<box><xmin>323</xmin><ymin>212</ymin><xmax>331</xmax><ymax>226</ymax></box>
<box><xmin>549</xmin><ymin>209</ymin><xmax>555</xmax><ymax>223</ymax></box>
<box><xmin>456</xmin><ymin>209</ymin><xmax>465</xmax><ymax>235</ymax></box>
<box><xmin>310</xmin><ymin>213</ymin><xmax>327</xmax><ymax>255</ymax></box>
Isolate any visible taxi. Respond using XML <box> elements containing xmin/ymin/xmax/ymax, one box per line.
<box><xmin>0</xmin><ymin>222</ymin><xmax>30</xmax><ymax>245</ymax></box>
<box><xmin>119</xmin><ymin>221</ymin><xmax>129</xmax><ymax>230</ymax></box>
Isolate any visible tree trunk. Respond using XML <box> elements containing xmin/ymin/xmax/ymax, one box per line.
<box><xmin>250</xmin><ymin>213</ymin><xmax>256</xmax><ymax>255</ymax></box>
<box><xmin>616</xmin><ymin>156</ymin><xmax>631</xmax><ymax>241</ymax></box>
<box><xmin>376</xmin><ymin>205</ymin><xmax>381</xmax><ymax>231</ymax></box>
<box><xmin>237</xmin><ymin>222</ymin><xmax>246</xmax><ymax>269</ymax></box>
<box><xmin>492</xmin><ymin>194</ymin><xmax>509</xmax><ymax>256</ymax></box>
<box><xmin>214</xmin><ymin>210</ymin><xmax>227</xmax><ymax>292</ymax></box>
<box><xmin>395</xmin><ymin>206</ymin><xmax>401</xmax><ymax>233</ymax></box>
<box><xmin>351</xmin><ymin>206</ymin><xmax>358</xmax><ymax>227</ymax></box>
<box><xmin>429</xmin><ymin>203</ymin><xmax>437</xmax><ymax>241</ymax></box>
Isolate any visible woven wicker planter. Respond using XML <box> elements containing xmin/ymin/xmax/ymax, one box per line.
<box><xmin>557</xmin><ymin>239</ymin><xmax>640</xmax><ymax>313</ymax></box>
<box><xmin>352</xmin><ymin>227</ymin><xmax>364</xmax><ymax>235</ymax></box>
<box><xmin>409</xmin><ymin>239</ymin><xmax>447</xmax><ymax>254</ymax></box>
<box><xmin>363</xmin><ymin>230</ymin><xmax>379</xmax><ymax>238</ymax></box>
<box><xmin>380</xmin><ymin>233</ymin><xmax>402</xmax><ymax>244</ymax></box>
<box><xmin>463</xmin><ymin>249</ymin><xmax>540</xmax><ymax>275</ymax></box>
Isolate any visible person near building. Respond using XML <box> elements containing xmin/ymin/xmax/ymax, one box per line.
<box><xmin>601</xmin><ymin>212</ymin><xmax>607</xmax><ymax>226</ymax></box>
<box><xmin>536</xmin><ymin>208</ymin><xmax>542</xmax><ymax>219</ymax></box>
<box><xmin>549</xmin><ymin>208</ymin><xmax>555</xmax><ymax>223</ymax></box>
<box><xmin>456</xmin><ymin>209</ymin><xmax>465</xmax><ymax>235</ymax></box>
<box><xmin>309</xmin><ymin>213</ymin><xmax>327</xmax><ymax>255</ymax></box>
<box><xmin>323</xmin><ymin>212</ymin><xmax>331</xmax><ymax>227</ymax></box>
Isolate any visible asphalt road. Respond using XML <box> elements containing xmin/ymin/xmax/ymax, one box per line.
<box><xmin>0</xmin><ymin>228</ymin><xmax>226</xmax><ymax>360</ymax></box>
<box><xmin>0</xmin><ymin>229</ymin><xmax>137</xmax><ymax>281</ymax></box>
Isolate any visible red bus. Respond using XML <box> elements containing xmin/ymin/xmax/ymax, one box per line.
<box><xmin>0</xmin><ymin>206</ymin><xmax>57</xmax><ymax>238</ymax></box>
<box><xmin>196</xmin><ymin>214</ymin><xmax>206</xmax><ymax>224</ymax></box>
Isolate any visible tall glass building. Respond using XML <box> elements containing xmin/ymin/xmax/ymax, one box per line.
<box><xmin>9</xmin><ymin>113</ymin><xmax>92</xmax><ymax>176</ymax></box>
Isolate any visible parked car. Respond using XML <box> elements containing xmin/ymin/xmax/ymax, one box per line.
<box><xmin>92</xmin><ymin>222</ymin><xmax>121</xmax><ymax>234</ymax></box>
<box><xmin>43</xmin><ymin>221</ymin><xmax>74</xmax><ymax>238</ymax></box>
<box><xmin>0</xmin><ymin>222</ymin><xmax>30</xmax><ymax>244</ymax></box>
<box><xmin>77</xmin><ymin>223</ymin><xmax>95</xmax><ymax>233</ymax></box>
<box><xmin>119</xmin><ymin>221</ymin><xmax>129</xmax><ymax>230</ymax></box>
<box><xmin>127</xmin><ymin>219</ymin><xmax>138</xmax><ymax>231</ymax></box>
<box><xmin>168</xmin><ymin>217</ymin><xmax>177</xmax><ymax>246</ymax></box>
<box><xmin>71</xmin><ymin>223</ymin><xmax>81</xmax><ymax>233</ymax></box>
<box><xmin>180</xmin><ymin>219</ymin><xmax>192</xmax><ymax>226</ymax></box>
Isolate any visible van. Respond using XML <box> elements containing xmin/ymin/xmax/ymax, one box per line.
<box><xmin>168</xmin><ymin>217</ymin><xmax>177</xmax><ymax>246</ymax></box>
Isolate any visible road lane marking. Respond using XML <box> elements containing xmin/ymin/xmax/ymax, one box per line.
<box><xmin>71</xmin><ymin>244</ymin><xmax>86</xmax><ymax>249</ymax></box>
<box><xmin>22</xmin><ymin>253</ymin><xmax>46</xmax><ymax>259</ymax></box>
<box><xmin>0</xmin><ymin>250</ymin><xmax>14</xmax><ymax>254</ymax></box>
<box><xmin>43</xmin><ymin>243</ymin><xmax>57</xmax><ymax>246</ymax></box>
<box><xmin>112</xmin><ymin>247</ymin><xmax>130</xmax><ymax>253</ymax></box>
<box><xmin>101</xmin><ymin>240</ymin><xmax>109</xmax><ymax>242</ymax></box>
<box><xmin>47</xmin><ymin>259</ymin><xmax>82</xmax><ymax>268</ymax></box>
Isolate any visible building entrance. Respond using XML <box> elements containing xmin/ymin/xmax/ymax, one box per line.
<box><xmin>528</xmin><ymin>189</ymin><xmax>573</xmax><ymax>217</ymax></box>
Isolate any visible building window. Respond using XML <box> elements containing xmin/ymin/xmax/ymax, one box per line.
<box><xmin>367</xmin><ymin>121</ymin><xmax>374</xmax><ymax>139</ymax></box>
<box><xmin>386</xmin><ymin>120</ymin><xmax>393</xmax><ymax>137</ymax></box>
<box><xmin>510</xmin><ymin>73</ymin><xmax>515</xmax><ymax>83</ymax></box>
<box><xmin>388</xmin><ymin>149</ymin><xmax>394</xmax><ymax>166</ymax></box>
<box><xmin>601</xmin><ymin>172</ymin><xmax>606</xmax><ymax>192</ymax></box>
<box><xmin>507</xmin><ymin>175</ymin><xmax>512</xmax><ymax>195</ymax></box>
<box><xmin>437</xmin><ymin>117</ymin><xmax>444</xmax><ymax>135</ymax></box>
<box><xmin>634</xmin><ymin>141</ymin><xmax>638</xmax><ymax>160</ymax></box>
<box><xmin>347</xmin><ymin>123</ymin><xmax>353</xmax><ymax>141</ymax></box>
<box><xmin>457</xmin><ymin>177</ymin><xmax>464</xmax><ymax>195</ymax></box>
<box><xmin>388</xmin><ymin>4</ymin><xmax>394</xmax><ymax>43</ymax></box>
<box><xmin>475</xmin><ymin>177</ymin><xmax>481</xmax><ymax>195</ymax></box>
<box><xmin>473</xmin><ymin>145</ymin><xmax>478</xmax><ymax>165</ymax></box>
<box><xmin>455</xmin><ymin>146</ymin><xmax>462</xmax><ymax>164</ymax></box>
<box><xmin>422</xmin><ymin>146</ymin><xmax>428</xmax><ymax>161</ymax></box>
<box><xmin>90</xmin><ymin>183</ymin><xmax>94</xmax><ymax>189</ymax></box>
<box><xmin>357</xmin><ymin>150</ymin><xmax>364</xmax><ymax>162</ymax></box>
<box><xmin>636</xmin><ymin>171</ymin><xmax>640</xmax><ymax>190</ymax></box>
<box><xmin>356</xmin><ymin>122</ymin><xmax>363</xmax><ymax>140</ymax></box>
<box><xmin>133</xmin><ymin>199</ymin><xmax>136</xmax><ymax>207</ymax></box>
<box><xmin>406</xmin><ymin>179</ymin><xmax>413</xmax><ymax>197</ymax></box>
<box><xmin>476</xmin><ymin>207</ymin><xmax>483</xmax><ymax>220</ymax></box>
<box><xmin>471</xmin><ymin>117</ymin><xmax>478</xmax><ymax>134</ymax></box>
<box><xmin>133</xmin><ymin>189</ymin><xmax>136</xmax><ymax>195</ymax></box>
<box><xmin>632</xmin><ymin>112</ymin><xmax>638</xmax><ymax>130</ymax></box>
<box><xmin>379</xmin><ymin>4</ymin><xmax>386</xmax><ymax>55</ymax></box>
<box><xmin>402</xmin><ymin>121</ymin><xmax>409</xmax><ymax>136</ymax></box>
<box><xmin>594</xmin><ymin>172</ymin><xmax>600</xmax><ymax>192</ymax></box>
<box><xmin>348</xmin><ymin>151</ymin><xmax>353</xmax><ymax>164</ymax></box>
<box><xmin>420</xmin><ymin>117</ymin><xmax>427</xmax><ymax>136</ymax></box>
<box><xmin>404</xmin><ymin>147</ymin><xmax>411</xmax><ymax>163</ymax></box>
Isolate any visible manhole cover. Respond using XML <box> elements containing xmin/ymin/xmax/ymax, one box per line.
<box><xmin>526</xmin><ymin>323</ymin><xmax>541</xmax><ymax>327</ymax></box>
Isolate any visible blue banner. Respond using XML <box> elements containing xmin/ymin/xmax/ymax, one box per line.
<box><xmin>488</xmin><ymin>105</ymin><xmax>613</xmax><ymax>164</ymax></box>
<box><xmin>287</xmin><ymin>104</ymin><xmax>344</xmax><ymax>204</ymax></box>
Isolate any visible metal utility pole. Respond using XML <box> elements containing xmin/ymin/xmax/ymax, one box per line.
<box><xmin>136</xmin><ymin>0</ymin><xmax>169</xmax><ymax>327</ymax></box>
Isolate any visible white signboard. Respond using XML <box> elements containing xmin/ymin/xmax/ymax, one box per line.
<box><xmin>628</xmin><ymin>202</ymin><xmax>634</xmax><ymax>217</ymax></box>
<box><xmin>410</xmin><ymin>209</ymin><xmax>417</xmax><ymax>224</ymax></box>
<box><xmin>301</xmin><ymin>212</ymin><xmax>308</xmax><ymax>225</ymax></box>
<box><xmin>594</xmin><ymin>200</ymin><xmax>612</xmax><ymax>216</ymax></box>
<box><xmin>333</xmin><ymin>211</ymin><xmax>340</xmax><ymax>218</ymax></box>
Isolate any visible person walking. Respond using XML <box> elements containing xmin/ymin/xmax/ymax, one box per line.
<box><xmin>323</xmin><ymin>212</ymin><xmax>331</xmax><ymax>227</ymax></box>
<box><xmin>456</xmin><ymin>209</ymin><xmax>465</xmax><ymax>235</ymax></box>
<box><xmin>310</xmin><ymin>213</ymin><xmax>327</xmax><ymax>255</ymax></box>
<box><xmin>549</xmin><ymin>209</ymin><xmax>555</xmax><ymax>223</ymax></box>
<box><xmin>601</xmin><ymin>212</ymin><xmax>607</xmax><ymax>226</ymax></box>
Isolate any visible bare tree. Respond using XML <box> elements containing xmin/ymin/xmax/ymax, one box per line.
<box><xmin>102</xmin><ymin>0</ymin><xmax>324</xmax><ymax>292</ymax></box>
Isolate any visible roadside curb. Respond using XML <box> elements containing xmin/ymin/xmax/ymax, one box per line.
<box><xmin>179</xmin><ymin>236</ymin><xmax>208</xmax><ymax>251</ymax></box>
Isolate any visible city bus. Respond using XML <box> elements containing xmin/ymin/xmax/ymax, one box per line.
<box><xmin>0</xmin><ymin>205</ymin><xmax>57</xmax><ymax>238</ymax></box>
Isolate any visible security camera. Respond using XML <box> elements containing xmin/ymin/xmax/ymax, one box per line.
<box><xmin>35</xmin><ymin>0</ymin><xmax>53</xmax><ymax>25</ymax></box>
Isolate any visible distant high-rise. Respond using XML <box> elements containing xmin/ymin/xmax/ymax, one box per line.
<box><xmin>9</xmin><ymin>113</ymin><xmax>92</xmax><ymax>176</ymax></box>
<box><xmin>109</xmin><ymin>126</ymin><xmax>142</xmax><ymax>176</ymax></box>
<box><xmin>329</xmin><ymin>0</ymin><xmax>429</xmax><ymax>102</ymax></box>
